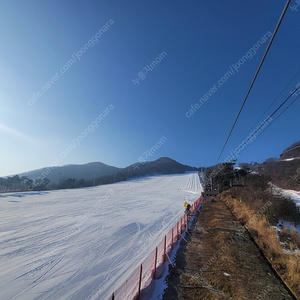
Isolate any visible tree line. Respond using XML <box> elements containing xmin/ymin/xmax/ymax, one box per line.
<box><xmin>0</xmin><ymin>175</ymin><xmax>92</xmax><ymax>192</ymax></box>
<box><xmin>0</xmin><ymin>175</ymin><xmax>50</xmax><ymax>192</ymax></box>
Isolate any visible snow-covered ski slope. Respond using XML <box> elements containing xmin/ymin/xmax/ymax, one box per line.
<box><xmin>0</xmin><ymin>172</ymin><xmax>203</xmax><ymax>300</ymax></box>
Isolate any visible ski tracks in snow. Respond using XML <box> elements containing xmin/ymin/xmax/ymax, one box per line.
<box><xmin>0</xmin><ymin>172</ymin><xmax>203</xmax><ymax>300</ymax></box>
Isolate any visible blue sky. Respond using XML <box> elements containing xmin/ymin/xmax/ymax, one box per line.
<box><xmin>1</xmin><ymin>0</ymin><xmax>300</xmax><ymax>176</ymax></box>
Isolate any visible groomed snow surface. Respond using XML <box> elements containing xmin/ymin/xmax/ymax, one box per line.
<box><xmin>0</xmin><ymin>172</ymin><xmax>203</xmax><ymax>300</ymax></box>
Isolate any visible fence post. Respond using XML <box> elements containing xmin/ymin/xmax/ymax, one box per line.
<box><xmin>138</xmin><ymin>264</ymin><xmax>143</xmax><ymax>299</ymax></box>
<box><xmin>153</xmin><ymin>247</ymin><xmax>158</xmax><ymax>279</ymax></box>
<box><xmin>163</xmin><ymin>235</ymin><xmax>166</xmax><ymax>262</ymax></box>
<box><xmin>180</xmin><ymin>217</ymin><xmax>182</xmax><ymax>233</ymax></box>
<box><xmin>186</xmin><ymin>214</ymin><xmax>189</xmax><ymax>232</ymax></box>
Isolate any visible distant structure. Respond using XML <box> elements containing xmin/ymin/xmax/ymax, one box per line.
<box><xmin>203</xmin><ymin>188</ymin><xmax>218</xmax><ymax>197</ymax></box>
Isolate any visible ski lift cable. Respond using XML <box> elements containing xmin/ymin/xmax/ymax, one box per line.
<box><xmin>232</xmin><ymin>87</ymin><xmax>300</xmax><ymax>154</ymax></box>
<box><xmin>234</xmin><ymin>85</ymin><xmax>300</xmax><ymax>151</ymax></box>
<box><xmin>256</xmin><ymin>93</ymin><xmax>300</xmax><ymax>138</ymax></box>
<box><xmin>268</xmin><ymin>85</ymin><xmax>300</xmax><ymax>119</ymax></box>
<box><xmin>216</xmin><ymin>0</ymin><xmax>291</xmax><ymax>165</ymax></box>
<box><xmin>210</xmin><ymin>74</ymin><xmax>298</xmax><ymax>184</ymax></box>
<box><xmin>239</xmin><ymin>69</ymin><xmax>300</xmax><ymax>143</ymax></box>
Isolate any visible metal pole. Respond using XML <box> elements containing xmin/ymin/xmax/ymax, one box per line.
<box><xmin>153</xmin><ymin>247</ymin><xmax>158</xmax><ymax>279</ymax></box>
<box><xmin>186</xmin><ymin>214</ymin><xmax>189</xmax><ymax>232</ymax></box>
<box><xmin>138</xmin><ymin>264</ymin><xmax>143</xmax><ymax>299</ymax></box>
<box><xmin>163</xmin><ymin>235</ymin><xmax>166</xmax><ymax>262</ymax></box>
<box><xmin>180</xmin><ymin>217</ymin><xmax>182</xmax><ymax>233</ymax></box>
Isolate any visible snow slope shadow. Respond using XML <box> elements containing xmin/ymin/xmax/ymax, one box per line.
<box><xmin>0</xmin><ymin>191</ymin><xmax>49</xmax><ymax>198</ymax></box>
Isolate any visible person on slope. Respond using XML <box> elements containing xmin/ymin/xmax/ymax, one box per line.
<box><xmin>184</xmin><ymin>202</ymin><xmax>191</xmax><ymax>216</ymax></box>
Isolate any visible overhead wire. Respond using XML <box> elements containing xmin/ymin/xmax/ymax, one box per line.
<box><xmin>215</xmin><ymin>0</ymin><xmax>291</xmax><ymax>165</ymax></box>
<box><xmin>265</xmin><ymin>85</ymin><xmax>300</xmax><ymax>120</ymax></box>
<box><xmin>257</xmin><ymin>93</ymin><xmax>300</xmax><ymax>137</ymax></box>
<box><xmin>209</xmin><ymin>79</ymin><xmax>300</xmax><ymax>179</ymax></box>
<box><xmin>229</xmin><ymin>86</ymin><xmax>300</xmax><ymax>160</ymax></box>
<box><xmin>239</xmin><ymin>69</ymin><xmax>300</xmax><ymax>142</ymax></box>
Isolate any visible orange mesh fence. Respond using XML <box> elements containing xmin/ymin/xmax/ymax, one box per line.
<box><xmin>109</xmin><ymin>195</ymin><xmax>203</xmax><ymax>300</ymax></box>
<box><xmin>112</xmin><ymin>266</ymin><xmax>141</xmax><ymax>300</ymax></box>
<box><xmin>140</xmin><ymin>249</ymin><xmax>156</xmax><ymax>299</ymax></box>
<box><xmin>179</xmin><ymin>215</ymin><xmax>186</xmax><ymax>234</ymax></box>
<box><xmin>165</xmin><ymin>230</ymin><xmax>173</xmax><ymax>256</ymax></box>
<box><xmin>172</xmin><ymin>222</ymin><xmax>179</xmax><ymax>248</ymax></box>
<box><xmin>154</xmin><ymin>235</ymin><xmax>165</xmax><ymax>279</ymax></box>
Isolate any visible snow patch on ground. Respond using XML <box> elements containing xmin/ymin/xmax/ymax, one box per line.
<box><xmin>279</xmin><ymin>157</ymin><xmax>300</xmax><ymax>162</ymax></box>
<box><xmin>276</xmin><ymin>220</ymin><xmax>300</xmax><ymax>236</ymax></box>
<box><xmin>270</xmin><ymin>184</ymin><xmax>300</xmax><ymax>207</ymax></box>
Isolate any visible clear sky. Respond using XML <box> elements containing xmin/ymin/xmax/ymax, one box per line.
<box><xmin>1</xmin><ymin>0</ymin><xmax>300</xmax><ymax>176</ymax></box>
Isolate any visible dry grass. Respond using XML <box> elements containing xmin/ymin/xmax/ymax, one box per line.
<box><xmin>280</xmin><ymin>226</ymin><xmax>300</xmax><ymax>250</ymax></box>
<box><xmin>222</xmin><ymin>192</ymin><xmax>300</xmax><ymax>299</ymax></box>
<box><xmin>286</xmin><ymin>254</ymin><xmax>300</xmax><ymax>292</ymax></box>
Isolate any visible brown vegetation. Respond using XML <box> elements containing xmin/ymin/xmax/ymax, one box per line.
<box><xmin>223</xmin><ymin>190</ymin><xmax>300</xmax><ymax>299</ymax></box>
<box><xmin>230</xmin><ymin>173</ymin><xmax>300</xmax><ymax>225</ymax></box>
<box><xmin>262</xmin><ymin>159</ymin><xmax>300</xmax><ymax>190</ymax></box>
<box><xmin>163</xmin><ymin>196</ymin><xmax>295</xmax><ymax>300</ymax></box>
<box><xmin>280</xmin><ymin>226</ymin><xmax>300</xmax><ymax>251</ymax></box>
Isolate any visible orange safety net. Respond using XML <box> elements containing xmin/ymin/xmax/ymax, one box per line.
<box><xmin>109</xmin><ymin>196</ymin><xmax>203</xmax><ymax>300</ymax></box>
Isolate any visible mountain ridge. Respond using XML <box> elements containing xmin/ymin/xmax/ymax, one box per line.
<box><xmin>0</xmin><ymin>157</ymin><xmax>198</xmax><ymax>191</ymax></box>
<box><xmin>91</xmin><ymin>157</ymin><xmax>198</xmax><ymax>186</ymax></box>
<box><xmin>280</xmin><ymin>141</ymin><xmax>300</xmax><ymax>160</ymax></box>
<box><xmin>18</xmin><ymin>162</ymin><xmax>121</xmax><ymax>183</ymax></box>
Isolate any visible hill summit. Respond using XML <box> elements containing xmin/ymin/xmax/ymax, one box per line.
<box><xmin>93</xmin><ymin>157</ymin><xmax>198</xmax><ymax>186</ymax></box>
<box><xmin>19</xmin><ymin>162</ymin><xmax>121</xmax><ymax>183</ymax></box>
<box><xmin>280</xmin><ymin>141</ymin><xmax>300</xmax><ymax>160</ymax></box>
